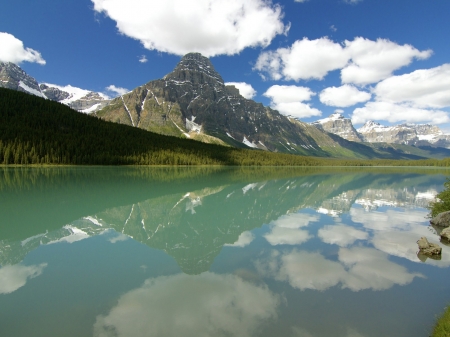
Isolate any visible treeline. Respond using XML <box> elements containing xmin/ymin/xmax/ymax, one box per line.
<box><xmin>1</xmin><ymin>88</ymin><xmax>450</xmax><ymax>167</ymax></box>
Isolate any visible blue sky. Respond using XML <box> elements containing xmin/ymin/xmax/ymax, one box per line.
<box><xmin>1</xmin><ymin>0</ymin><xmax>450</xmax><ymax>130</ymax></box>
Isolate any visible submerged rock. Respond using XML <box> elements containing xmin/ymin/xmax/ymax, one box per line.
<box><xmin>430</xmin><ymin>211</ymin><xmax>450</xmax><ymax>227</ymax></box>
<box><xmin>417</xmin><ymin>237</ymin><xmax>442</xmax><ymax>256</ymax></box>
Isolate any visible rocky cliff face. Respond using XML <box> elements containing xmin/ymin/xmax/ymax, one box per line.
<box><xmin>311</xmin><ymin>112</ymin><xmax>362</xmax><ymax>142</ymax></box>
<box><xmin>0</xmin><ymin>62</ymin><xmax>46</xmax><ymax>98</ymax></box>
<box><xmin>96</xmin><ymin>53</ymin><xmax>373</xmax><ymax>156</ymax></box>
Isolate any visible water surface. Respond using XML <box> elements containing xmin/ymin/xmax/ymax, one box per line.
<box><xmin>0</xmin><ymin>167</ymin><xmax>449</xmax><ymax>337</ymax></box>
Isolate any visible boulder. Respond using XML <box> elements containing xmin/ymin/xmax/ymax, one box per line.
<box><xmin>417</xmin><ymin>237</ymin><xmax>442</xmax><ymax>256</ymax></box>
<box><xmin>430</xmin><ymin>211</ymin><xmax>450</xmax><ymax>227</ymax></box>
<box><xmin>440</xmin><ymin>227</ymin><xmax>450</xmax><ymax>242</ymax></box>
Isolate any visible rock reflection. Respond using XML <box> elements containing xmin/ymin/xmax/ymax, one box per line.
<box><xmin>93</xmin><ymin>272</ymin><xmax>280</xmax><ymax>337</ymax></box>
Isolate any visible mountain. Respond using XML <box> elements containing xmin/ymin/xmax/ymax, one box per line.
<box><xmin>311</xmin><ymin>112</ymin><xmax>362</xmax><ymax>142</ymax></box>
<box><xmin>95</xmin><ymin>53</ymin><xmax>393</xmax><ymax>158</ymax></box>
<box><xmin>0</xmin><ymin>62</ymin><xmax>109</xmax><ymax>113</ymax></box>
<box><xmin>311</xmin><ymin>112</ymin><xmax>450</xmax><ymax>149</ymax></box>
<box><xmin>39</xmin><ymin>83</ymin><xmax>110</xmax><ymax>113</ymax></box>
<box><xmin>0</xmin><ymin>61</ymin><xmax>46</xmax><ymax>98</ymax></box>
<box><xmin>357</xmin><ymin>121</ymin><xmax>450</xmax><ymax>148</ymax></box>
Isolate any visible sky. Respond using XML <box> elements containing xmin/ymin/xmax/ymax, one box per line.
<box><xmin>1</xmin><ymin>0</ymin><xmax>450</xmax><ymax>130</ymax></box>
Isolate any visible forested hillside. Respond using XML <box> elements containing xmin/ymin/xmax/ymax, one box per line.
<box><xmin>1</xmin><ymin>88</ymin><xmax>450</xmax><ymax>167</ymax></box>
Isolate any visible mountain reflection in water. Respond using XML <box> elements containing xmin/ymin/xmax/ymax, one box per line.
<box><xmin>0</xmin><ymin>167</ymin><xmax>449</xmax><ymax>337</ymax></box>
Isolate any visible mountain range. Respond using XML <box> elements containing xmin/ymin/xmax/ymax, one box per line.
<box><xmin>2</xmin><ymin>54</ymin><xmax>450</xmax><ymax>160</ymax></box>
<box><xmin>312</xmin><ymin>112</ymin><xmax>450</xmax><ymax>148</ymax></box>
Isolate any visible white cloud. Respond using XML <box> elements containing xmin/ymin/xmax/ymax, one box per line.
<box><xmin>264</xmin><ymin>85</ymin><xmax>315</xmax><ymax>103</ymax></box>
<box><xmin>255</xmin><ymin>37</ymin><xmax>349</xmax><ymax>81</ymax></box>
<box><xmin>351</xmin><ymin>101</ymin><xmax>450</xmax><ymax>125</ymax></box>
<box><xmin>225</xmin><ymin>82</ymin><xmax>257</xmax><ymax>99</ymax></box>
<box><xmin>105</xmin><ymin>84</ymin><xmax>129</xmax><ymax>96</ymax></box>
<box><xmin>0</xmin><ymin>263</ymin><xmax>47</xmax><ymax>294</ymax></box>
<box><xmin>263</xmin><ymin>85</ymin><xmax>322</xmax><ymax>118</ymax></box>
<box><xmin>255</xmin><ymin>37</ymin><xmax>432</xmax><ymax>85</ymax></box>
<box><xmin>319</xmin><ymin>85</ymin><xmax>371</xmax><ymax>107</ymax></box>
<box><xmin>344</xmin><ymin>0</ymin><xmax>363</xmax><ymax>4</ymax></box>
<box><xmin>92</xmin><ymin>0</ymin><xmax>287</xmax><ymax>57</ymax></box>
<box><xmin>318</xmin><ymin>224</ymin><xmax>368</xmax><ymax>247</ymax></box>
<box><xmin>138</xmin><ymin>55</ymin><xmax>148</xmax><ymax>63</ymax></box>
<box><xmin>341</xmin><ymin>37</ymin><xmax>432</xmax><ymax>85</ymax></box>
<box><xmin>373</xmin><ymin>64</ymin><xmax>450</xmax><ymax>109</ymax></box>
<box><xmin>94</xmin><ymin>272</ymin><xmax>280</xmax><ymax>337</ymax></box>
<box><xmin>270</xmin><ymin>213</ymin><xmax>319</xmax><ymax>229</ymax></box>
<box><xmin>0</xmin><ymin>32</ymin><xmax>46</xmax><ymax>65</ymax></box>
<box><xmin>330</xmin><ymin>25</ymin><xmax>337</xmax><ymax>32</ymax></box>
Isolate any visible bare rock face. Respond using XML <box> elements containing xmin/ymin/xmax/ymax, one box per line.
<box><xmin>430</xmin><ymin>211</ymin><xmax>450</xmax><ymax>228</ymax></box>
<box><xmin>311</xmin><ymin>113</ymin><xmax>363</xmax><ymax>142</ymax></box>
<box><xmin>417</xmin><ymin>237</ymin><xmax>442</xmax><ymax>256</ymax></box>
<box><xmin>0</xmin><ymin>62</ymin><xmax>46</xmax><ymax>98</ymax></box>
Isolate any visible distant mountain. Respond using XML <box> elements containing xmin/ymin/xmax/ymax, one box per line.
<box><xmin>311</xmin><ymin>112</ymin><xmax>450</xmax><ymax>149</ymax></box>
<box><xmin>357</xmin><ymin>121</ymin><xmax>450</xmax><ymax>148</ymax></box>
<box><xmin>311</xmin><ymin>112</ymin><xmax>362</xmax><ymax>142</ymax></box>
<box><xmin>39</xmin><ymin>83</ymin><xmax>110</xmax><ymax>113</ymax></box>
<box><xmin>0</xmin><ymin>62</ymin><xmax>109</xmax><ymax>113</ymax></box>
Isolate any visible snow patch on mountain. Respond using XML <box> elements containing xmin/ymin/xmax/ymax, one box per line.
<box><xmin>18</xmin><ymin>81</ymin><xmax>46</xmax><ymax>98</ymax></box>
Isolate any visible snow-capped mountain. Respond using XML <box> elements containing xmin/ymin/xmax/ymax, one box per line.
<box><xmin>0</xmin><ymin>61</ymin><xmax>110</xmax><ymax>113</ymax></box>
<box><xmin>357</xmin><ymin>121</ymin><xmax>450</xmax><ymax>148</ymax></box>
<box><xmin>310</xmin><ymin>112</ymin><xmax>362</xmax><ymax>142</ymax></box>
<box><xmin>39</xmin><ymin>83</ymin><xmax>110</xmax><ymax>113</ymax></box>
<box><xmin>311</xmin><ymin>112</ymin><xmax>450</xmax><ymax>149</ymax></box>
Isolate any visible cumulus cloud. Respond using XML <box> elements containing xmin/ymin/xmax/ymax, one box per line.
<box><xmin>263</xmin><ymin>85</ymin><xmax>321</xmax><ymax>118</ymax></box>
<box><xmin>341</xmin><ymin>38</ymin><xmax>432</xmax><ymax>85</ymax></box>
<box><xmin>225</xmin><ymin>82</ymin><xmax>257</xmax><ymax>99</ymax></box>
<box><xmin>105</xmin><ymin>84</ymin><xmax>129</xmax><ymax>96</ymax></box>
<box><xmin>93</xmin><ymin>272</ymin><xmax>280</xmax><ymax>337</ymax></box>
<box><xmin>319</xmin><ymin>85</ymin><xmax>371</xmax><ymax>107</ymax></box>
<box><xmin>0</xmin><ymin>32</ymin><xmax>46</xmax><ymax>65</ymax></box>
<box><xmin>92</xmin><ymin>0</ymin><xmax>288</xmax><ymax>57</ymax></box>
<box><xmin>255</xmin><ymin>37</ymin><xmax>431</xmax><ymax>85</ymax></box>
<box><xmin>373</xmin><ymin>64</ymin><xmax>450</xmax><ymax>109</ymax></box>
<box><xmin>255</xmin><ymin>37</ymin><xmax>348</xmax><ymax>81</ymax></box>
<box><xmin>263</xmin><ymin>213</ymin><xmax>318</xmax><ymax>246</ymax></box>
<box><xmin>0</xmin><ymin>263</ymin><xmax>47</xmax><ymax>294</ymax></box>
<box><xmin>351</xmin><ymin>101</ymin><xmax>450</xmax><ymax>125</ymax></box>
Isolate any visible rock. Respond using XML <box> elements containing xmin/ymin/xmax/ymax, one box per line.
<box><xmin>311</xmin><ymin>113</ymin><xmax>363</xmax><ymax>142</ymax></box>
<box><xmin>430</xmin><ymin>211</ymin><xmax>450</xmax><ymax>227</ymax></box>
<box><xmin>417</xmin><ymin>237</ymin><xmax>442</xmax><ymax>256</ymax></box>
<box><xmin>440</xmin><ymin>227</ymin><xmax>450</xmax><ymax>242</ymax></box>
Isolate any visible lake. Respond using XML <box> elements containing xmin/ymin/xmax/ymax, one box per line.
<box><xmin>0</xmin><ymin>166</ymin><xmax>449</xmax><ymax>337</ymax></box>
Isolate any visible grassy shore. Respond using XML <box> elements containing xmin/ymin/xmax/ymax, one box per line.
<box><xmin>431</xmin><ymin>305</ymin><xmax>450</xmax><ymax>337</ymax></box>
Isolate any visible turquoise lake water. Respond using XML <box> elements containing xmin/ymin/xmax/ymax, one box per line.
<box><xmin>0</xmin><ymin>166</ymin><xmax>449</xmax><ymax>337</ymax></box>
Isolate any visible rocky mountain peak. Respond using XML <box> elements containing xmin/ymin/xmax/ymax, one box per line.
<box><xmin>164</xmin><ymin>52</ymin><xmax>224</xmax><ymax>85</ymax></box>
<box><xmin>311</xmin><ymin>112</ymin><xmax>362</xmax><ymax>142</ymax></box>
<box><xmin>0</xmin><ymin>61</ymin><xmax>46</xmax><ymax>98</ymax></box>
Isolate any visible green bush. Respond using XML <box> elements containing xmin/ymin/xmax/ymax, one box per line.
<box><xmin>428</xmin><ymin>178</ymin><xmax>450</xmax><ymax>218</ymax></box>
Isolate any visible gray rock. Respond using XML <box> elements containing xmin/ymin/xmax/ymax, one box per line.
<box><xmin>430</xmin><ymin>211</ymin><xmax>450</xmax><ymax>227</ymax></box>
<box><xmin>417</xmin><ymin>236</ymin><xmax>442</xmax><ymax>256</ymax></box>
<box><xmin>440</xmin><ymin>227</ymin><xmax>450</xmax><ymax>242</ymax></box>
